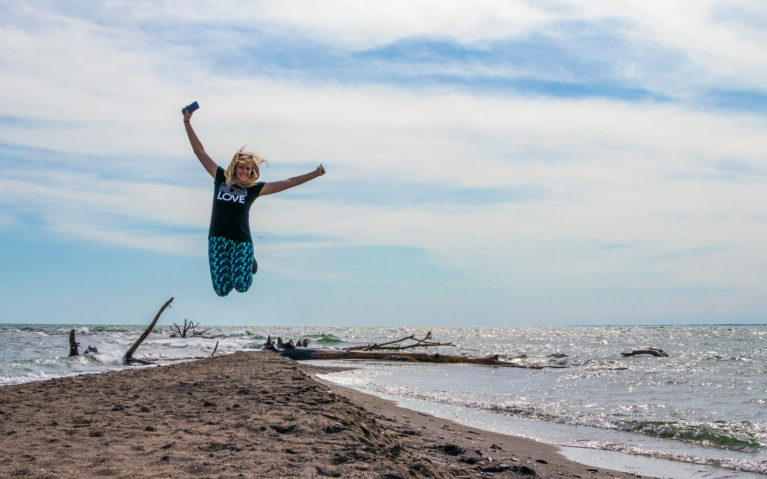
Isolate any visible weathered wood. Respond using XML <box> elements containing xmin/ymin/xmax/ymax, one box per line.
<box><xmin>621</xmin><ymin>348</ymin><xmax>668</xmax><ymax>357</ymax></box>
<box><xmin>170</xmin><ymin>319</ymin><xmax>210</xmax><ymax>338</ymax></box>
<box><xmin>276</xmin><ymin>348</ymin><xmax>565</xmax><ymax>369</ymax></box>
<box><xmin>69</xmin><ymin>329</ymin><xmax>79</xmax><ymax>357</ymax></box>
<box><xmin>210</xmin><ymin>341</ymin><xmax>219</xmax><ymax>357</ymax></box>
<box><xmin>139</xmin><ymin>355</ymin><xmax>209</xmax><ymax>362</ymax></box>
<box><xmin>122</xmin><ymin>297</ymin><xmax>174</xmax><ymax>365</ymax></box>
<box><xmin>344</xmin><ymin>331</ymin><xmax>454</xmax><ymax>351</ymax></box>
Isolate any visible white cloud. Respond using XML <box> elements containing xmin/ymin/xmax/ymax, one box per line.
<box><xmin>2</xmin><ymin>1</ymin><xmax>767</xmax><ymax>322</ymax></box>
<box><xmin>6</xmin><ymin>1</ymin><xmax>767</xmax><ymax>100</ymax></box>
<box><xmin>3</xmin><ymin>49</ymin><xmax>767</xmax><ymax>293</ymax></box>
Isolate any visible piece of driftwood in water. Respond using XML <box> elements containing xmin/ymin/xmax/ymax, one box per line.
<box><xmin>69</xmin><ymin>329</ymin><xmax>79</xmax><ymax>356</ymax></box>
<box><xmin>621</xmin><ymin>348</ymin><xmax>668</xmax><ymax>357</ymax></box>
<box><xmin>264</xmin><ymin>336</ymin><xmax>309</xmax><ymax>351</ymax></box>
<box><xmin>344</xmin><ymin>331</ymin><xmax>454</xmax><ymax>351</ymax></box>
<box><xmin>276</xmin><ymin>348</ymin><xmax>565</xmax><ymax>369</ymax></box>
<box><xmin>122</xmin><ymin>297</ymin><xmax>174</xmax><ymax>365</ymax></box>
<box><xmin>69</xmin><ymin>330</ymin><xmax>98</xmax><ymax>356</ymax></box>
<box><xmin>170</xmin><ymin>319</ymin><xmax>210</xmax><ymax>338</ymax></box>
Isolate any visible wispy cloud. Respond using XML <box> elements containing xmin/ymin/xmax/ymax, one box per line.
<box><xmin>2</xmin><ymin>1</ymin><xmax>767</xmax><ymax>324</ymax></box>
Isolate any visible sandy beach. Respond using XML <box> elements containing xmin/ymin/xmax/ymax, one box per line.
<box><xmin>0</xmin><ymin>351</ymin><xmax>647</xmax><ymax>478</ymax></box>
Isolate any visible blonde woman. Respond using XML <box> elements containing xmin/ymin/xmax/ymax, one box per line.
<box><xmin>183</xmin><ymin>106</ymin><xmax>325</xmax><ymax>296</ymax></box>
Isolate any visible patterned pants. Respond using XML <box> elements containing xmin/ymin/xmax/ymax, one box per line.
<box><xmin>208</xmin><ymin>236</ymin><xmax>254</xmax><ymax>297</ymax></box>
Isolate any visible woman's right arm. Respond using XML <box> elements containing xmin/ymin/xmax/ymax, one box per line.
<box><xmin>183</xmin><ymin>109</ymin><xmax>218</xmax><ymax>178</ymax></box>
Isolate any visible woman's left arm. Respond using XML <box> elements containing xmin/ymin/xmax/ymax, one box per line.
<box><xmin>260</xmin><ymin>164</ymin><xmax>326</xmax><ymax>196</ymax></box>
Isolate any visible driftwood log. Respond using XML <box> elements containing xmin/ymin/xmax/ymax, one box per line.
<box><xmin>264</xmin><ymin>336</ymin><xmax>309</xmax><ymax>351</ymax></box>
<box><xmin>276</xmin><ymin>348</ymin><xmax>565</xmax><ymax>369</ymax></box>
<box><xmin>69</xmin><ymin>329</ymin><xmax>79</xmax><ymax>356</ymax></box>
<box><xmin>267</xmin><ymin>332</ymin><xmax>565</xmax><ymax>369</ymax></box>
<box><xmin>122</xmin><ymin>297</ymin><xmax>174</xmax><ymax>365</ymax></box>
<box><xmin>621</xmin><ymin>348</ymin><xmax>668</xmax><ymax>357</ymax></box>
<box><xmin>68</xmin><ymin>330</ymin><xmax>97</xmax><ymax>357</ymax></box>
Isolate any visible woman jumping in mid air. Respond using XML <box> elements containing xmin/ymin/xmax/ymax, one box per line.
<box><xmin>183</xmin><ymin>105</ymin><xmax>325</xmax><ymax>297</ymax></box>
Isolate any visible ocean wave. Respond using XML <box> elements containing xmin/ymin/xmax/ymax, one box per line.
<box><xmin>586</xmin><ymin>441</ymin><xmax>767</xmax><ymax>475</ymax></box>
<box><xmin>345</xmin><ymin>379</ymin><xmax>767</xmax><ymax>475</ymax></box>
<box><xmin>315</xmin><ymin>334</ymin><xmax>342</xmax><ymax>344</ymax></box>
<box><xmin>383</xmin><ymin>386</ymin><xmax>765</xmax><ymax>455</ymax></box>
<box><xmin>488</xmin><ymin>403</ymin><xmax>763</xmax><ymax>453</ymax></box>
<box><xmin>620</xmin><ymin>420</ymin><xmax>762</xmax><ymax>452</ymax></box>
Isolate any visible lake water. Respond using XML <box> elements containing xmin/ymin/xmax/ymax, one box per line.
<box><xmin>1</xmin><ymin>324</ymin><xmax>765</xmax><ymax>477</ymax></box>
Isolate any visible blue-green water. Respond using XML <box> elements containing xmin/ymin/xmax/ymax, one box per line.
<box><xmin>1</xmin><ymin>324</ymin><xmax>765</xmax><ymax>476</ymax></box>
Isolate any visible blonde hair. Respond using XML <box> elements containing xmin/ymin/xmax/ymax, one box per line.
<box><xmin>224</xmin><ymin>147</ymin><xmax>268</xmax><ymax>187</ymax></box>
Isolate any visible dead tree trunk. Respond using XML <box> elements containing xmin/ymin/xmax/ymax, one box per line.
<box><xmin>122</xmin><ymin>297</ymin><xmax>174</xmax><ymax>365</ymax></box>
<box><xmin>267</xmin><ymin>331</ymin><xmax>564</xmax><ymax>369</ymax></box>
<box><xmin>69</xmin><ymin>329</ymin><xmax>79</xmax><ymax>357</ymax></box>
<box><xmin>170</xmin><ymin>319</ymin><xmax>209</xmax><ymax>338</ymax></box>
<box><xmin>276</xmin><ymin>348</ymin><xmax>565</xmax><ymax>369</ymax></box>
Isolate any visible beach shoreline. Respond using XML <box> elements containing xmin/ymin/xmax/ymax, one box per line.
<box><xmin>0</xmin><ymin>351</ymin><xmax>646</xmax><ymax>478</ymax></box>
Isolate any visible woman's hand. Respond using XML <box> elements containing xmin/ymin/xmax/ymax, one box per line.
<box><xmin>315</xmin><ymin>164</ymin><xmax>326</xmax><ymax>176</ymax></box>
<box><xmin>183</xmin><ymin>108</ymin><xmax>194</xmax><ymax>123</ymax></box>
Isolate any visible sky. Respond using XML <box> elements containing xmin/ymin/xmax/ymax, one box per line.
<box><xmin>1</xmin><ymin>1</ymin><xmax>766</xmax><ymax>326</ymax></box>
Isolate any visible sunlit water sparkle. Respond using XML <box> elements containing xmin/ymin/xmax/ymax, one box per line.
<box><xmin>1</xmin><ymin>324</ymin><xmax>765</xmax><ymax>477</ymax></box>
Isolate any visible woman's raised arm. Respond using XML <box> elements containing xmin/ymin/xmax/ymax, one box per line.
<box><xmin>260</xmin><ymin>165</ymin><xmax>326</xmax><ymax>196</ymax></box>
<box><xmin>183</xmin><ymin>109</ymin><xmax>218</xmax><ymax>178</ymax></box>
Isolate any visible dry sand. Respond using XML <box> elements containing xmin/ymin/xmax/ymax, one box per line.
<box><xmin>0</xmin><ymin>351</ymin><xmax>648</xmax><ymax>478</ymax></box>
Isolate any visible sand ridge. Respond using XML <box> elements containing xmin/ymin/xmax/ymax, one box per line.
<box><xmin>0</xmin><ymin>351</ymin><xmax>646</xmax><ymax>478</ymax></box>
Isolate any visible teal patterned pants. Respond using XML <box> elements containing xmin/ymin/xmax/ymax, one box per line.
<box><xmin>208</xmin><ymin>236</ymin><xmax>254</xmax><ymax>296</ymax></box>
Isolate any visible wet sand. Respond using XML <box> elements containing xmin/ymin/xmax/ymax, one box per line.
<box><xmin>0</xmin><ymin>351</ymin><xmax>647</xmax><ymax>478</ymax></box>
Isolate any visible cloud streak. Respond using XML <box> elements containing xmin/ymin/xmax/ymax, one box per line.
<box><xmin>2</xmin><ymin>1</ymin><xmax>767</xmax><ymax>324</ymax></box>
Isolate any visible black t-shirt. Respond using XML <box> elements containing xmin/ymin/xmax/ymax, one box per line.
<box><xmin>208</xmin><ymin>167</ymin><xmax>265</xmax><ymax>242</ymax></box>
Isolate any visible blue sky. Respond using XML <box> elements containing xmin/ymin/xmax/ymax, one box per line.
<box><xmin>1</xmin><ymin>1</ymin><xmax>766</xmax><ymax>326</ymax></box>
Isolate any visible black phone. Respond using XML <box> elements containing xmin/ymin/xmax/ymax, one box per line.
<box><xmin>182</xmin><ymin>101</ymin><xmax>199</xmax><ymax>114</ymax></box>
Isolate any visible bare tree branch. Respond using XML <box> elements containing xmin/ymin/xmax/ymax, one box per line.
<box><xmin>344</xmin><ymin>331</ymin><xmax>453</xmax><ymax>351</ymax></box>
<box><xmin>123</xmin><ymin>297</ymin><xmax>174</xmax><ymax>365</ymax></box>
<box><xmin>170</xmin><ymin>319</ymin><xmax>210</xmax><ymax>338</ymax></box>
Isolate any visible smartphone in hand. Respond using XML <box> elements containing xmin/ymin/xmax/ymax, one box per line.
<box><xmin>182</xmin><ymin>101</ymin><xmax>199</xmax><ymax>114</ymax></box>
